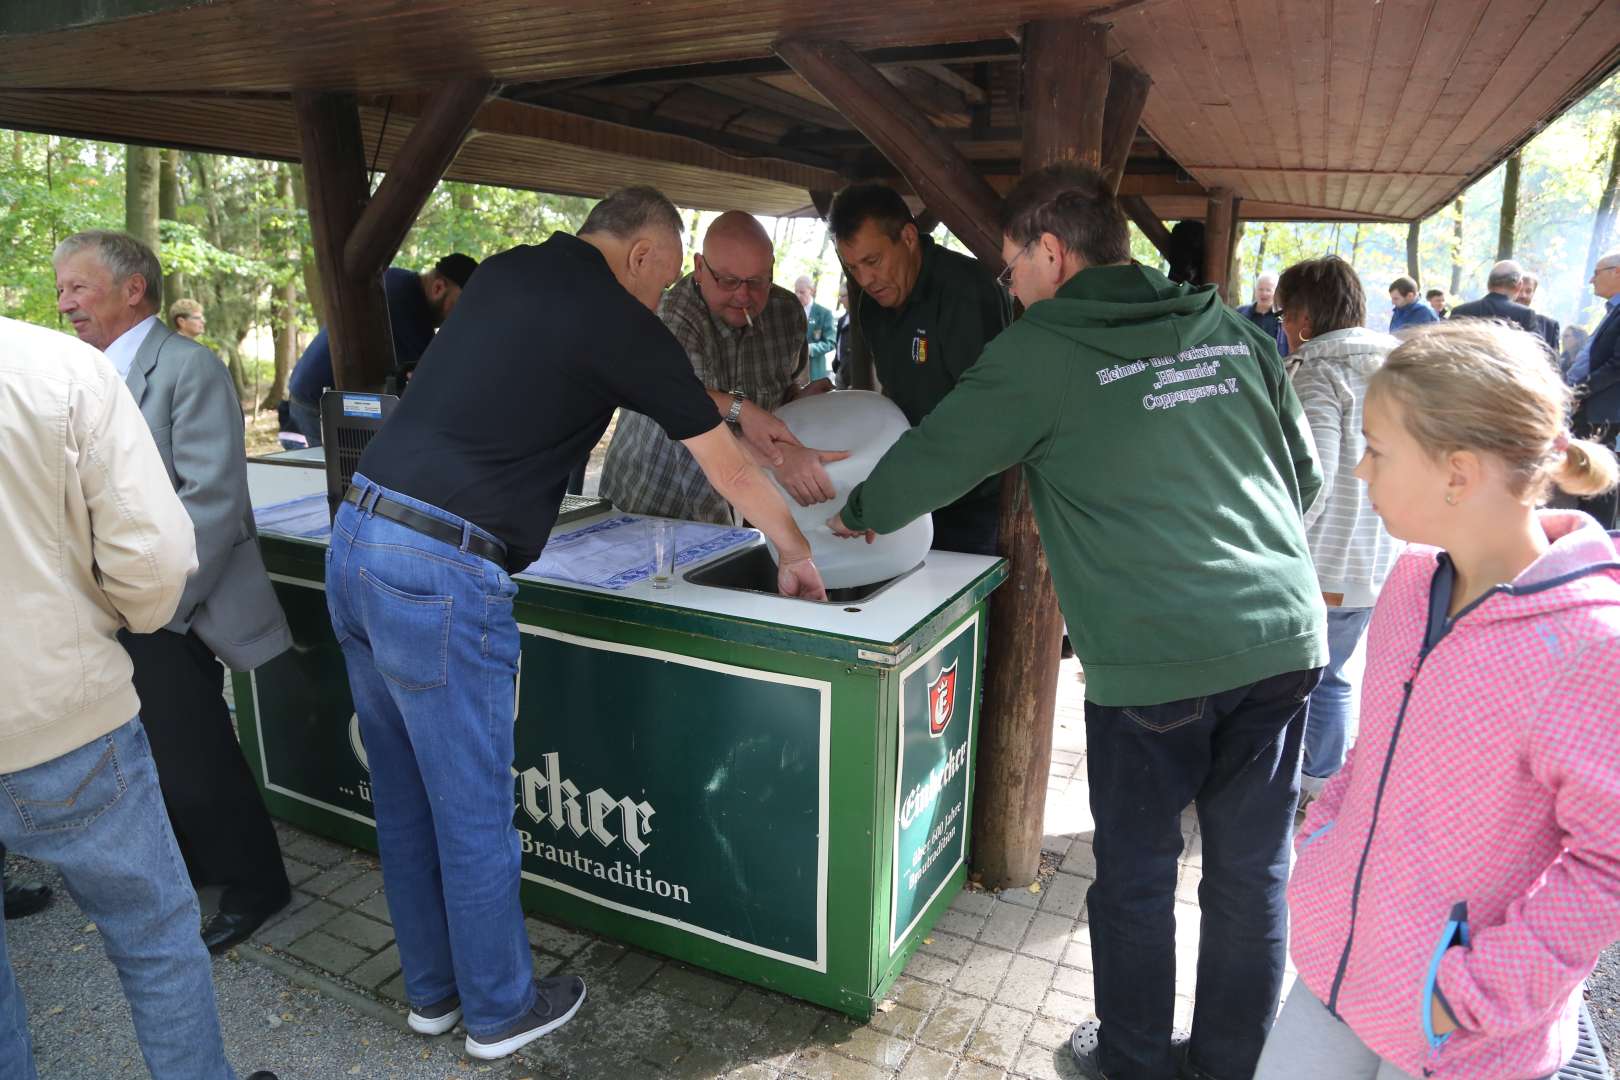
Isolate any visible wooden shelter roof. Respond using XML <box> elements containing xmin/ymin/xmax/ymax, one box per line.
<box><xmin>1</xmin><ymin>0</ymin><xmax>1617</xmax><ymax>222</ymax></box>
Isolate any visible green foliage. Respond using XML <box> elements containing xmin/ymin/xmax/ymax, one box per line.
<box><xmin>397</xmin><ymin>181</ymin><xmax>595</xmax><ymax>266</ymax></box>
<box><xmin>0</xmin><ymin>135</ymin><xmax>125</xmax><ymax>325</ymax></box>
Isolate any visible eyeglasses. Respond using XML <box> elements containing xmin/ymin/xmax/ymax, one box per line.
<box><xmin>704</xmin><ymin>261</ymin><xmax>772</xmax><ymax>293</ymax></box>
<box><xmin>996</xmin><ymin>244</ymin><xmax>1033</xmax><ymax>289</ymax></box>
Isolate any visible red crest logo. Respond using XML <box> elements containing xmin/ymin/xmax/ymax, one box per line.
<box><xmin>927</xmin><ymin>660</ymin><xmax>958</xmax><ymax>738</ymax></box>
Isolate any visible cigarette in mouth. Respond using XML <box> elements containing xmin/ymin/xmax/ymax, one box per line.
<box><xmin>743</xmin><ymin>307</ymin><xmax>754</xmax><ymax>328</ymax></box>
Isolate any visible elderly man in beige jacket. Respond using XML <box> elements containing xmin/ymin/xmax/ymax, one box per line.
<box><xmin>0</xmin><ymin>316</ymin><xmax>279</xmax><ymax>1080</ymax></box>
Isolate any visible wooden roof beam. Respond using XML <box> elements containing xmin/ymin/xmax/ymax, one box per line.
<box><xmin>1120</xmin><ymin>194</ymin><xmax>1174</xmax><ymax>260</ymax></box>
<box><xmin>344</xmin><ymin>77</ymin><xmax>493</xmax><ymax>282</ymax></box>
<box><xmin>774</xmin><ymin>37</ymin><xmax>1004</xmax><ymax>266</ymax></box>
<box><xmin>1101</xmin><ymin>59</ymin><xmax>1152</xmax><ymax>192</ymax></box>
<box><xmin>518</xmin><ymin>39</ymin><xmax>1021</xmax><ymax>95</ymax></box>
<box><xmin>916</xmin><ymin>62</ymin><xmax>989</xmax><ymax>106</ymax></box>
<box><xmin>880</xmin><ymin>65</ymin><xmax>972</xmax><ymax>122</ymax></box>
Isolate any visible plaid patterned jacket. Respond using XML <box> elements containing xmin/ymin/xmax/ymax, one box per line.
<box><xmin>599</xmin><ymin>275</ymin><xmax>807</xmax><ymax>524</ymax></box>
<box><xmin>1289</xmin><ymin>510</ymin><xmax>1620</xmax><ymax>1079</ymax></box>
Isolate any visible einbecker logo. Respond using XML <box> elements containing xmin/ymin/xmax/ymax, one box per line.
<box><xmin>927</xmin><ymin>660</ymin><xmax>958</xmax><ymax>738</ymax></box>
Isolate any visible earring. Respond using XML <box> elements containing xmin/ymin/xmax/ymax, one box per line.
<box><xmin>1444</xmin><ymin>492</ymin><xmax>1457</xmax><ymax>505</ymax></box>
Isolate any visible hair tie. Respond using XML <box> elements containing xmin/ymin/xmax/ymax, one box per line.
<box><xmin>1553</xmin><ymin>431</ymin><xmax>1571</xmax><ymax>455</ymax></box>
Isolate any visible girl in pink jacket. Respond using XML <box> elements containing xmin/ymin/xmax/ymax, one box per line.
<box><xmin>1255</xmin><ymin>321</ymin><xmax>1620</xmax><ymax>1080</ymax></box>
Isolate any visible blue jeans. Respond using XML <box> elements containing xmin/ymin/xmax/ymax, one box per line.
<box><xmin>325</xmin><ymin>475</ymin><xmax>536</xmax><ymax>1039</ymax></box>
<box><xmin>0</xmin><ymin>718</ymin><xmax>236</xmax><ymax>1080</ymax></box>
<box><xmin>1084</xmin><ymin>667</ymin><xmax>1320</xmax><ymax>1080</ymax></box>
<box><xmin>1301</xmin><ymin>607</ymin><xmax>1373</xmax><ymax>781</ymax></box>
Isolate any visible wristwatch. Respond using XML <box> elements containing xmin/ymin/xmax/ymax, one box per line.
<box><xmin>725</xmin><ymin>388</ymin><xmax>746</xmax><ymax>426</ymax></box>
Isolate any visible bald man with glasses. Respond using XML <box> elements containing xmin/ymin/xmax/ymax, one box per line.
<box><xmin>600</xmin><ymin>211</ymin><xmax>843</xmax><ymax>523</ymax></box>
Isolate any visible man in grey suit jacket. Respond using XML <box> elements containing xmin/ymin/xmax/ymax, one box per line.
<box><xmin>54</xmin><ymin>230</ymin><xmax>293</xmax><ymax>954</ymax></box>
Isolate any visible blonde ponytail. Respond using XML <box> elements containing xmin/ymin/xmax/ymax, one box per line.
<box><xmin>1553</xmin><ymin>437</ymin><xmax>1620</xmax><ymax>498</ymax></box>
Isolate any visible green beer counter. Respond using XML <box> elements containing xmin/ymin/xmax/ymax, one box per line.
<box><xmin>238</xmin><ymin>457</ymin><xmax>1006</xmax><ymax>1017</ymax></box>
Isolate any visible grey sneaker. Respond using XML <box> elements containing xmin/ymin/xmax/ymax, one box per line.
<box><xmin>407</xmin><ymin>993</ymin><xmax>462</xmax><ymax>1035</ymax></box>
<box><xmin>464</xmin><ymin>976</ymin><xmax>586</xmax><ymax>1060</ymax></box>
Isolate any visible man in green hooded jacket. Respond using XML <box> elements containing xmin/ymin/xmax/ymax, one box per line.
<box><xmin>831</xmin><ymin>163</ymin><xmax>1326</xmax><ymax>1080</ymax></box>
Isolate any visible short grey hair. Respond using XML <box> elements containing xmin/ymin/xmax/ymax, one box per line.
<box><xmin>1486</xmin><ymin>259</ymin><xmax>1523</xmax><ymax>290</ymax></box>
<box><xmin>794</xmin><ymin>275</ymin><xmax>814</xmax><ymax>291</ymax></box>
<box><xmin>53</xmin><ymin>230</ymin><xmax>163</xmax><ymax>313</ymax></box>
<box><xmin>1597</xmin><ymin>250</ymin><xmax>1620</xmax><ymax>272</ymax></box>
<box><xmin>579</xmin><ymin>186</ymin><xmax>684</xmax><ymax>243</ymax></box>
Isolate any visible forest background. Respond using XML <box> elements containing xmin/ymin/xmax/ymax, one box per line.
<box><xmin>1</xmin><ymin>68</ymin><xmax>1616</xmax><ymax>440</ymax></box>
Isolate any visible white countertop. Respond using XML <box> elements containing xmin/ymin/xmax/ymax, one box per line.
<box><xmin>247</xmin><ymin>461</ymin><xmax>1002</xmax><ymax>643</ymax></box>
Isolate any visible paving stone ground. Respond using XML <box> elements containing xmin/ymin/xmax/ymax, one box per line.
<box><xmin>13</xmin><ymin>650</ymin><xmax>1616</xmax><ymax>1078</ymax></box>
<box><xmin>7</xmin><ymin>657</ymin><xmax>1160</xmax><ymax>1079</ymax></box>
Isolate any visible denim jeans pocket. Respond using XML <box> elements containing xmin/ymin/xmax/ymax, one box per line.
<box><xmin>1</xmin><ymin>734</ymin><xmax>128</xmax><ymax>833</ymax></box>
<box><xmin>358</xmin><ymin>566</ymin><xmax>452</xmax><ymax>690</ymax></box>
<box><xmin>1122</xmin><ymin>696</ymin><xmax>1208</xmax><ymax>733</ymax></box>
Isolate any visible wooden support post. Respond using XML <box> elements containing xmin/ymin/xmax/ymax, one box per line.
<box><xmin>1100</xmin><ymin>60</ymin><xmax>1151</xmax><ymax>192</ymax></box>
<box><xmin>293</xmin><ymin>91</ymin><xmax>393</xmax><ymax>391</ymax></box>
<box><xmin>1203</xmin><ymin>188</ymin><xmax>1235</xmax><ymax>301</ymax></box>
<box><xmin>775</xmin><ymin>37</ymin><xmax>1005</xmax><ymax>266</ymax></box>
<box><xmin>971</xmin><ymin>19</ymin><xmax>1114</xmax><ymax>890</ymax></box>
<box><xmin>1121</xmin><ymin>195</ymin><xmax>1174</xmax><ymax>262</ymax></box>
<box><xmin>344</xmin><ymin>78</ymin><xmax>493</xmax><ymax>281</ymax></box>
<box><xmin>1021</xmin><ymin>20</ymin><xmax>1110</xmax><ymax>169</ymax></box>
<box><xmin>1226</xmin><ymin>203</ymin><xmax>1244</xmax><ymax>300</ymax></box>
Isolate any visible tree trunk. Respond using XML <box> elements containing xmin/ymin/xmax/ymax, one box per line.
<box><xmin>290</xmin><ymin>163</ymin><xmax>324</xmax><ymax>328</ymax></box>
<box><xmin>265</xmin><ymin>163</ymin><xmax>299</xmax><ymax>410</ymax></box>
<box><xmin>1254</xmin><ymin>222</ymin><xmax>1269</xmax><ymax>276</ymax></box>
<box><xmin>1450</xmin><ymin>197</ymin><xmax>1465</xmax><ymax>296</ymax></box>
<box><xmin>1406</xmin><ymin>221</ymin><xmax>1421</xmax><ymax>284</ymax></box>
<box><xmin>124</xmin><ymin>146</ymin><xmax>160</xmax><ymax>252</ymax></box>
<box><xmin>1497</xmin><ymin>153</ymin><xmax>1521</xmax><ymax>261</ymax></box>
<box><xmin>1350</xmin><ymin>223</ymin><xmax>1363</xmax><ymax>267</ymax></box>
<box><xmin>811</xmin><ymin>225</ymin><xmax>833</xmax><ymax>288</ymax></box>
<box><xmin>159</xmin><ymin>147</ymin><xmax>185</xmax><ymax>310</ymax></box>
<box><xmin>1582</xmin><ymin>120</ymin><xmax>1620</xmax><ymax>325</ymax></box>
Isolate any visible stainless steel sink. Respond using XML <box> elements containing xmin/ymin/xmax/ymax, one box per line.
<box><xmin>683</xmin><ymin>544</ymin><xmax>916</xmax><ymax>606</ymax></box>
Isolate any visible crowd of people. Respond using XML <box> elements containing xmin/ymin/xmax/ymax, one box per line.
<box><xmin>3</xmin><ymin>162</ymin><xmax>1618</xmax><ymax>1080</ymax></box>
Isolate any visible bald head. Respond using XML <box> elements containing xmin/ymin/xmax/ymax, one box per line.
<box><xmin>1487</xmin><ymin>259</ymin><xmax>1523</xmax><ymax>295</ymax></box>
<box><xmin>702</xmin><ymin>211</ymin><xmax>772</xmax><ymax>263</ymax></box>
<box><xmin>1594</xmin><ymin>249</ymin><xmax>1620</xmax><ymax>301</ymax></box>
<box><xmin>696</xmin><ymin>211</ymin><xmax>775</xmax><ymax>328</ymax></box>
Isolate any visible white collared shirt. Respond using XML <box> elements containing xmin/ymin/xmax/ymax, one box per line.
<box><xmin>103</xmin><ymin>315</ymin><xmax>158</xmax><ymax>379</ymax></box>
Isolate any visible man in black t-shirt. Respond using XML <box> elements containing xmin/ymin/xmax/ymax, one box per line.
<box><xmin>328</xmin><ymin>187</ymin><xmax>826</xmax><ymax>1063</ymax></box>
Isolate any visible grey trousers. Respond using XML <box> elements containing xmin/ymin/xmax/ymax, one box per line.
<box><xmin>1253</xmin><ymin>983</ymin><xmax>1421</xmax><ymax>1080</ymax></box>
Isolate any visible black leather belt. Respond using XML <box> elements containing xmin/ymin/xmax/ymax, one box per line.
<box><xmin>343</xmin><ymin>485</ymin><xmax>507</xmax><ymax>566</ymax></box>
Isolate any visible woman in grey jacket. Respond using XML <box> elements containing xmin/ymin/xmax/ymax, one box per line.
<box><xmin>1276</xmin><ymin>257</ymin><xmax>1404</xmax><ymax>797</ymax></box>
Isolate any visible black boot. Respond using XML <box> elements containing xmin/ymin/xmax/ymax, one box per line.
<box><xmin>2</xmin><ymin>876</ymin><xmax>53</xmax><ymax>920</ymax></box>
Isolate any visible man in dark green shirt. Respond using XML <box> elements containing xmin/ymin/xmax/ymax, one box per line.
<box><xmin>830</xmin><ymin>183</ymin><xmax>1012</xmax><ymax>555</ymax></box>
<box><xmin>831</xmin><ymin>164</ymin><xmax>1325</xmax><ymax>1080</ymax></box>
